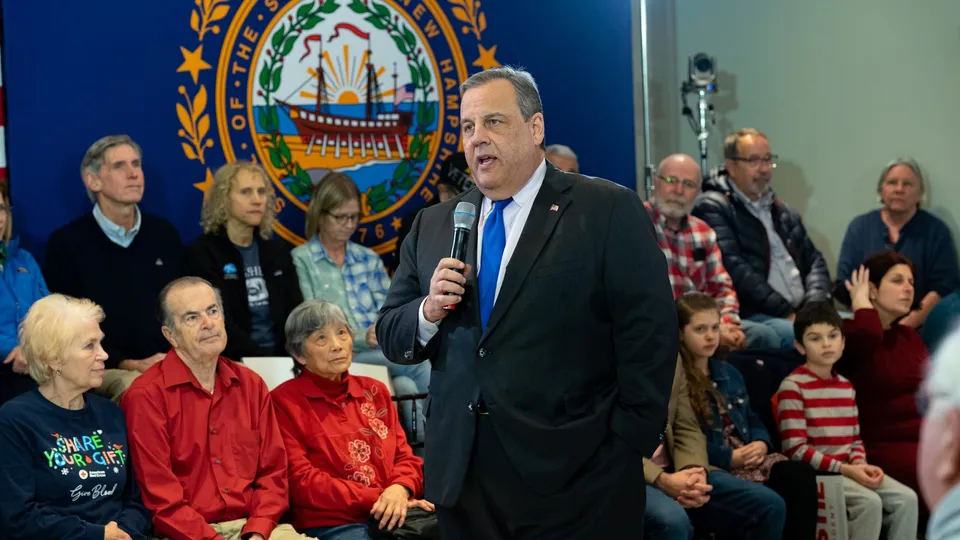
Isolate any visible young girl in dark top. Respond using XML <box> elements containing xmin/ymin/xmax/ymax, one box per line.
<box><xmin>677</xmin><ymin>292</ymin><xmax>818</xmax><ymax>540</ymax></box>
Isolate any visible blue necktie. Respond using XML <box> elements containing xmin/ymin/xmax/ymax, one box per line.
<box><xmin>479</xmin><ymin>198</ymin><xmax>511</xmax><ymax>329</ymax></box>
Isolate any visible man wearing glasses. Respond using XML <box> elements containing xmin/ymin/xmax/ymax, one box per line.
<box><xmin>645</xmin><ymin>153</ymin><xmax>788</xmax><ymax>349</ymax></box>
<box><xmin>693</xmin><ymin>128</ymin><xmax>830</xmax><ymax>347</ymax></box>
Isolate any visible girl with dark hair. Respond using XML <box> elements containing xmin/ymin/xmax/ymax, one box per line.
<box><xmin>676</xmin><ymin>292</ymin><xmax>817</xmax><ymax>540</ymax></box>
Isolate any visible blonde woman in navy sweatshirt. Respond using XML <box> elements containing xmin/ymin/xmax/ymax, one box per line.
<box><xmin>0</xmin><ymin>294</ymin><xmax>151</xmax><ymax>539</ymax></box>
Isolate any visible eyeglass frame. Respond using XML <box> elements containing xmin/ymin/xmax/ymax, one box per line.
<box><xmin>655</xmin><ymin>174</ymin><xmax>700</xmax><ymax>191</ymax></box>
<box><xmin>729</xmin><ymin>154</ymin><xmax>779</xmax><ymax>168</ymax></box>
<box><xmin>324</xmin><ymin>211</ymin><xmax>361</xmax><ymax>225</ymax></box>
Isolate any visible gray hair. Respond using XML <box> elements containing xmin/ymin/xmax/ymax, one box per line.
<box><xmin>80</xmin><ymin>135</ymin><xmax>143</xmax><ymax>203</ymax></box>
<box><xmin>877</xmin><ymin>157</ymin><xmax>926</xmax><ymax>200</ymax></box>
<box><xmin>723</xmin><ymin>128</ymin><xmax>768</xmax><ymax>160</ymax></box>
<box><xmin>460</xmin><ymin>66</ymin><xmax>545</xmax><ymax>149</ymax></box>
<box><xmin>285</xmin><ymin>300</ymin><xmax>355</xmax><ymax>361</ymax></box>
<box><xmin>156</xmin><ymin>276</ymin><xmax>223</xmax><ymax>329</ymax></box>
<box><xmin>545</xmin><ymin>144</ymin><xmax>577</xmax><ymax>160</ymax></box>
<box><xmin>924</xmin><ymin>326</ymin><xmax>960</xmax><ymax>414</ymax></box>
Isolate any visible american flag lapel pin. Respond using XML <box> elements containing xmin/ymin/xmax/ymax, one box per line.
<box><xmin>550</xmin><ymin>204</ymin><xmax>559</xmax><ymax>212</ymax></box>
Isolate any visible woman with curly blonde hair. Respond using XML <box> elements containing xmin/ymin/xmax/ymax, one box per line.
<box><xmin>186</xmin><ymin>160</ymin><xmax>302</xmax><ymax>361</ymax></box>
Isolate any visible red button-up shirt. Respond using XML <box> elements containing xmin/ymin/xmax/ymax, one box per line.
<box><xmin>271</xmin><ymin>369</ymin><xmax>424</xmax><ymax>530</ymax></box>
<box><xmin>121</xmin><ymin>350</ymin><xmax>289</xmax><ymax>540</ymax></box>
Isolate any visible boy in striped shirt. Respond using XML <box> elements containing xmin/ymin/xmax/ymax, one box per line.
<box><xmin>777</xmin><ymin>302</ymin><xmax>917</xmax><ymax>540</ymax></box>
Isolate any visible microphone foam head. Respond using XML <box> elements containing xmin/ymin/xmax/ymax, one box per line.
<box><xmin>453</xmin><ymin>201</ymin><xmax>477</xmax><ymax>230</ymax></box>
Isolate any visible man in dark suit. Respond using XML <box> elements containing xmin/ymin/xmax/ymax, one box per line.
<box><xmin>377</xmin><ymin>66</ymin><xmax>678</xmax><ymax>539</ymax></box>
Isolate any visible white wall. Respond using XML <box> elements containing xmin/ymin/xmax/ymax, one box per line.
<box><xmin>639</xmin><ymin>0</ymin><xmax>960</xmax><ymax>274</ymax></box>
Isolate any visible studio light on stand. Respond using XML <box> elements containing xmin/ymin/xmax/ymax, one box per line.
<box><xmin>681</xmin><ymin>53</ymin><xmax>717</xmax><ymax>176</ymax></box>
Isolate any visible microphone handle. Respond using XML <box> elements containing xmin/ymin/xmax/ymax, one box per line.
<box><xmin>449</xmin><ymin>227</ymin><xmax>469</xmax><ymax>261</ymax></box>
<box><xmin>444</xmin><ymin>227</ymin><xmax>470</xmax><ymax>310</ymax></box>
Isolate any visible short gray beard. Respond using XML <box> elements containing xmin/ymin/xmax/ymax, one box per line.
<box><xmin>655</xmin><ymin>199</ymin><xmax>691</xmax><ymax>219</ymax></box>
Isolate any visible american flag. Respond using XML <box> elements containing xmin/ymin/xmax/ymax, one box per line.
<box><xmin>393</xmin><ymin>83</ymin><xmax>415</xmax><ymax>106</ymax></box>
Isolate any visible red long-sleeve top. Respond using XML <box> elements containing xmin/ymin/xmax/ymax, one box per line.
<box><xmin>838</xmin><ymin>308</ymin><xmax>927</xmax><ymax>492</ymax></box>
<box><xmin>121</xmin><ymin>350</ymin><xmax>290</xmax><ymax>540</ymax></box>
<box><xmin>271</xmin><ymin>369</ymin><xmax>424</xmax><ymax>530</ymax></box>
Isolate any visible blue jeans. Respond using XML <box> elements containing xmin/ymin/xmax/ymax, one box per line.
<box><xmin>644</xmin><ymin>470</ymin><xmax>786</xmax><ymax>540</ymax></box>
<box><xmin>745</xmin><ymin>313</ymin><xmax>795</xmax><ymax>349</ymax></box>
<box><xmin>353</xmin><ymin>349</ymin><xmax>429</xmax><ymax>440</ymax></box>
<box><xmin>301</xmin><ymin>523</ymin><xmax>371</xmax><ymax>540</ymax></box>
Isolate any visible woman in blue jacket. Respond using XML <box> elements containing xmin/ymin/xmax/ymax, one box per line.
<box><xmin>677</xmin><ymin>292</ymin><xmax>818</xmax><ymax>540</ymax></box>
<box><xmin>0</xmin><ymin>183</ymin><xmax>49</xmax><ymax>405</ymax></box>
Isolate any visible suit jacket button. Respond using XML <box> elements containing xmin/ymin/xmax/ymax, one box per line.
<box><xmin>479</xmin><ymin>348</ymin><xmax>488</xmax><ymax>358</ymax></box>
<box><xmin>404</xmin><ymin>350</ymin><xmax>413</xmax><ymax>360</ymax></box>
<box><xmin>468</xmin><ymin>402</ymin><xmax>475</xmax><ymax>413</ymax></box>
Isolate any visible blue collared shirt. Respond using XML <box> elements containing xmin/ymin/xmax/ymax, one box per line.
<box><xmin>92</xmin><ymin>204</ymin><xmax>141</xmax><ymax>248</ymax></box>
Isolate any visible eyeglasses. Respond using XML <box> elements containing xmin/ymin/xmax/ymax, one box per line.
<box><xmin>326</xmin><ymin>212</ymin><xmax>361</xmax><ymax>225</ymax></box>
<box><xmin>730</xmin><ymin>154</ymin><xmax>779</xmax><ymax>167</ymax></box>
<box><xmin>656</xmin><ymin>175</ymin><xmax>700</xmax><ymax>190</ymax></box>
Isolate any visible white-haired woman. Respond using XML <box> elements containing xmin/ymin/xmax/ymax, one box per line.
<box><xmin>835</xmin><ymin>157</ymin><xmax>959</xmax><ymax>329</ymax></box>
<box><xmin>0</xmin><ymin>294</ymin><xmax>151</xmax><ymax>539</ymax></box>
<box><xmin>272</xmin><ymin>300</ymin><xmax>435</xmax><ymax>540</ymax></box>
<box><xmin>0</xmin><ymin>182</ymin><xmax>50</xmax><ymax>405</ymax></box>
<box><xmin>186</xmin><ymin>160</ymin><xmax>303</xmax><ymax>361</ymax></box>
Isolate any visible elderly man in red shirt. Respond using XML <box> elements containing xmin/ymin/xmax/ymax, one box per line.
<box><xmin>121</xmin><ymin>276</ymin><xmax>313</xmax><ymax>540</ymax></box>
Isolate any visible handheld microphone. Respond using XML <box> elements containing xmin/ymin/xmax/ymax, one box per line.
<box><xmin>444</xmin><ymin>201</ymin><xmax>476</xmax><ymax>310</ymax></box>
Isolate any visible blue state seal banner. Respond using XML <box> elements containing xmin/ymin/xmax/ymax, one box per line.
<box><xmin>3</xmin><ymin>1</ymin><xmax>640</xmax><ymax>265</ymax></box>
<box><xmin>176</xmin><ymin>0</ymin><xmax>500</xmax><ymax>259</ymax></box>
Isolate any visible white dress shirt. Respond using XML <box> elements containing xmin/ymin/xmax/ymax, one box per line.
<box><xmin>417</xmin><ymin>159</ymin><xmax>548</xmax><ymax>344</ymax></box>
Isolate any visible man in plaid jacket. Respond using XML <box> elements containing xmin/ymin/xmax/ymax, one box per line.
<box><xmin>645</xmin><ymin>153</ymin><xmax>789</xmax><ymax>349</ymax></box>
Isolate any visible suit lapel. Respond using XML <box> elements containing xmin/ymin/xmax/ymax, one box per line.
<box><xmin>480</xmin><ymin>167</ymin><xmax>572</xmax><ymax>344</ymax></box>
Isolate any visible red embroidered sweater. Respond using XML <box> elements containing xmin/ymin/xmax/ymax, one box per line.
<box><xmin>271</xmin><ymin>370</ymin><xmax>424</xmax><ymax>530</ymax></box>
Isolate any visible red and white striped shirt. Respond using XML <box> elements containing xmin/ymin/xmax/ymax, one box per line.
<box><xmin>776</xmin><ymin>365</ymin><xmax>867</xmax><ymax>472</ymax></box>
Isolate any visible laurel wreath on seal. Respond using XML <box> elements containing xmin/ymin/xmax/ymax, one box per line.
<box><xmin>256</xmin><ymin>0</ymin><xmax>437</xmax><ymax>215</ymax></box>
<box><xmin>254</xmin><ymin>0</ymin><xmax>342</xmax><ymax>202</ymax></box>
<box><xmin>176</xmin><ymin>0</ymin><xmax>492</xmax><ymax>212</ymax></box>
<box><xmin>448</xmin><ymin>0</ymin><xmax>487</xmax><ymax>40</ymax></box>
<box><xmin>177</xmin><ymin>0</ymin><xmax>232</xmax><ymax>187</ymax></box>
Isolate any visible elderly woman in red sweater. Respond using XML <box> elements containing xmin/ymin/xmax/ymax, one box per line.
<box><xmin>839</xmin><ymin>251</ymin><xmax>928</xmax><ymax>511</ymax></box>
<box><xmin>271</xmin><ymin>300</ymin><xmax>435</xmax><ymax>540</ymax></box>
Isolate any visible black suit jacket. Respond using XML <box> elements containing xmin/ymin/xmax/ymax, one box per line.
<box><xmin>377</xmin><ymin>164</ymin><xmax>678</xmax><ymax>506</ymax></box>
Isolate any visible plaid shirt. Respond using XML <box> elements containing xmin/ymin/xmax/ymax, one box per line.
<box><xmin>645</xmin><ymin>202</ymin><xmax>741</xmax><ymax>324</ymax></box>
<box><xmin>291</xmin><ymin>238</ymin><xmax>392</xmax><ymax>349</ymax></box>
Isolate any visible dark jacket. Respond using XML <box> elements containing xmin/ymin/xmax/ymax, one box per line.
<box><xmin>834</xmin><ymin>209</ymin><xmax>960</xmax><ymax>306</ymax></box>
<box><xmin>185</xmin><ymin>228</ymin><xmax>303</xmax><ymax>361</ymax></box>
<box><xmin>692</xmin><ymin>171</ymin><xmax>831</xmax><ymax>318</ymax></box>
<box><xmin>44</xmin><ymin>212</ymin><xmax>184</xmax><ymax>369</ymax></box>
<box><xmin>702</xmin><ymin>357</ymin><xmax>773</xmax><ymax>471</ymax></box>
<box><xmin>377</xmin><ymin>165</ymin><xmax>677</xmax><ymax>505</ymax></box>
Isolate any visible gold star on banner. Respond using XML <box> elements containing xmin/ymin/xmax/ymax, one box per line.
<box><xmin>472</xmin><ymin>44</ymin><xmax>500</xmax><ymax>71</ymax></box>
<box><xmin>392</xmin><ymin>216</ymin><xmax>403</xmax><ymax>231</ymax></box>
<box><xmin>177</xmin><ymin>45</ymin><xmax>212</xmax><ymax>85</ymax></box>
<box><xmin>194</xmin><ymin>168</ymin><xmax>214</xmax><ymax>199</ymax></box>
